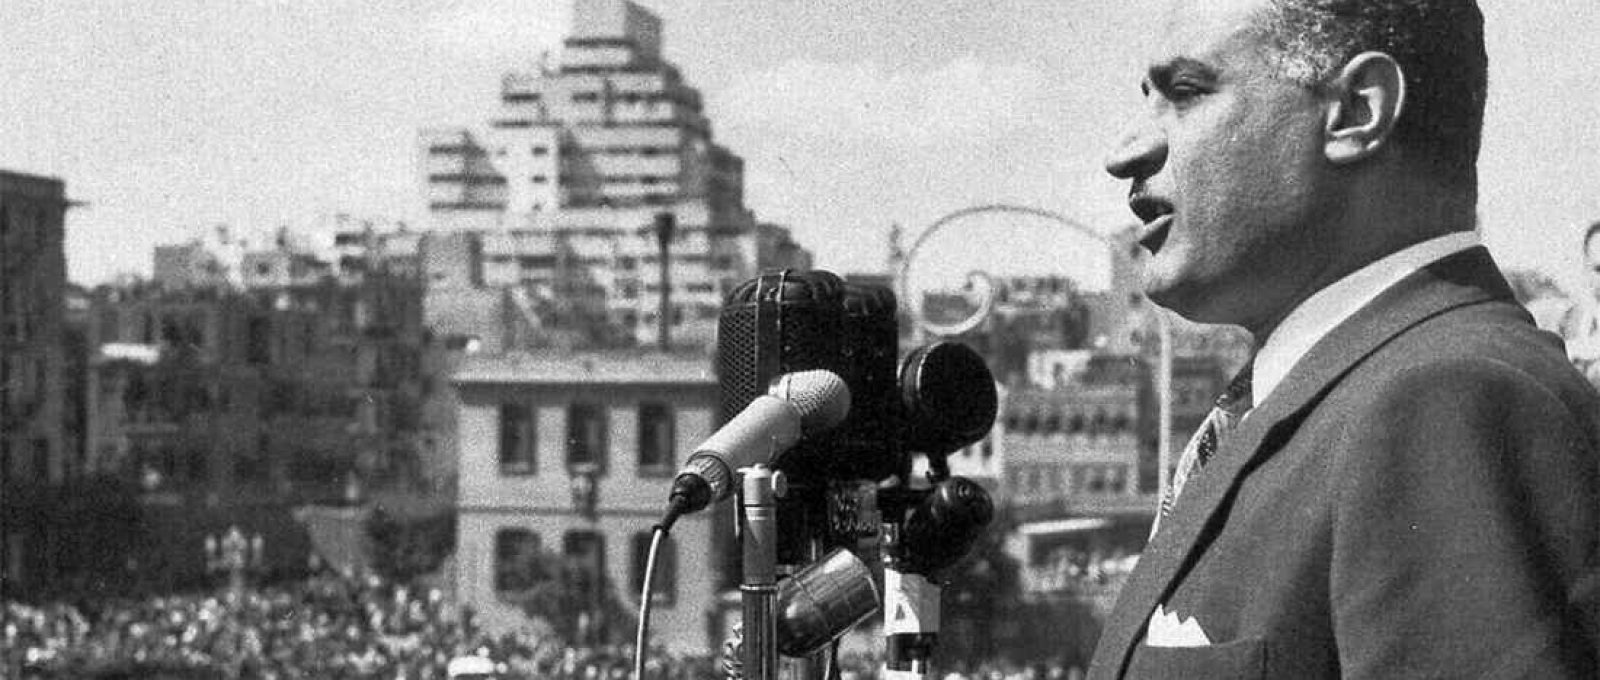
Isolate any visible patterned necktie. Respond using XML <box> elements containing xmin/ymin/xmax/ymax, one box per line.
<box><xmin>1152</xmin><ymin>363</ymin><xmax>1254</xmax><ymax>535</ymax></box>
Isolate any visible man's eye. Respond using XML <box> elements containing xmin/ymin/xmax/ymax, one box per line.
<box><xmin>1167</xmin><ymin>82</ymin><xmax>1205</xmax><ymax>100</ymax></box>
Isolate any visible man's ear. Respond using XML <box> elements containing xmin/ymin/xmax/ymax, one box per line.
<box><xmin>1324</xmin><ymin>51</ymin><xmax>1405</xmax><ymax>165</ymax></box>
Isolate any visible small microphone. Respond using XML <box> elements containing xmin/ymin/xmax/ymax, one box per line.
<box><xmin>660</xmin><ymin>370</ymin><xmax>850</xmax><ymax>529</ymax></box>
<box><xmin>898</xmin><ymin>476</ymin><xmax>995</xmax><ymax>574</ymax></box>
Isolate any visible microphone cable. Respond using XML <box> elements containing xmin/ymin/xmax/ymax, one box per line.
<box><xmin>634</xmin><ymin>523</ymin><xmax>670</xmax><ymax>680</ymax></box>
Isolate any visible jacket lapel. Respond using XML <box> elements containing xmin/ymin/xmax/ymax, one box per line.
<box><xmin>1095</xmin><ymin>247</ymin><xmax>1518</xmax><ymax>677</ymax></box>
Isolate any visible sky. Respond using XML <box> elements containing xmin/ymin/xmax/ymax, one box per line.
<box><xmin>3</xmin><ymin>0</ymin><xmax>1598</xmax><ymax>296</ymax></box>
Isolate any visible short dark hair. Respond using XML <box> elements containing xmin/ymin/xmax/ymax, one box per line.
<box><xmin>1251</xmin><ymin>0</ymin><xmax>1487</xmax><ymax>186</ymax></box>
<box><xmin>1584</xmin><ymin>220</ymin><xmax>1600</xmax><ymax>252</ymax></box>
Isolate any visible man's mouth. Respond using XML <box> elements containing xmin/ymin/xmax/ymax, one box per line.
<box><xmin>1139</xmin><ymin>214</ymin><xmax>1173</xmax><ymax>253</ymax></box>
<box><xmin>1129</xmin><ymin>194</ymin><xmax>1175</xmax><ymax>253</ymax></box>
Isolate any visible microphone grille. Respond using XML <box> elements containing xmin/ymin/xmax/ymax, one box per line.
<box><xmin>767</xmin><ymin>369</ymin><xmax>851</xmax><ymax>432</ymax></box>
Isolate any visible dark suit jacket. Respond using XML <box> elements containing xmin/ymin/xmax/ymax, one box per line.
<box><xmin>1088</xmin><ymin>247</ymin><xmax>1600</xmax><ymax>679</ymax></box>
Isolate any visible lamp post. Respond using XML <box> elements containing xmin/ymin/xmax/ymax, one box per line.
<box><xmin>205</xmin><ymin>525</ymin><xmax>263</xmax><ymax>602</ymax></box>
<box><xmin>652</xmin><ymin>211</ymin><xmax>676</xmax><ymax>349</ymax></box>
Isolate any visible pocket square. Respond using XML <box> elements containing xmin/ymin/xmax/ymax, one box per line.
<box><xmin>1146</xmin><ymin>604</ymin><xmax>1212</xmax><ymax>648</ymax></box>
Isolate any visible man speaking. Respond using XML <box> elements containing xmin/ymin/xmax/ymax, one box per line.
<box><xmin>1089</xmin><ymin>0</ymin><xmax>1600</xmax><ymax>677</ymax></box>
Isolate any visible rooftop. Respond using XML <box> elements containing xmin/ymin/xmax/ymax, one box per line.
<box><xmin>453</xmin><ymin>349</ymin><xmax>716</xmax><ymax>385</ymax></box>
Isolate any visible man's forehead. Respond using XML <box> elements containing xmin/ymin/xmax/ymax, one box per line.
<box><xmin>1146</xmin><ymin>0</ymin><xmax>1271</xmax><ymax>69</ymax></box>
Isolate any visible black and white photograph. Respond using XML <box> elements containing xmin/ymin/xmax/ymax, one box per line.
<box><xmin>4</xmin><ymin>1</ymin><xmax>1600</xmax><ymax>678</ymax></box>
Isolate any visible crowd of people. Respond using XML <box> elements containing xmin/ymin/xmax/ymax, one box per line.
<box><xmin>1021</xmin><ymin>548</ymin><xmax>1137</xmax><ymax>595</ymax></box>
<box><xmin>2</xmin><ymin>567</ymin><xmax>1113</xmax><ymax>679</ymax></box>
<box><xmin>2</xmin><ymin>571</ymin><xmax>719</xmax><ymax>679</ymax></box>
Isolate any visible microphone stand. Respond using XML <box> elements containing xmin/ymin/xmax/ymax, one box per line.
<box><xmin>743</xmin><ymin>472</ymin><xmax>846</xmax><ymax>680</ymax></box>
<box><xmin>877</xmin><ymin>486</ymin><xmax>939</xmax><ymax>680</ymax></box>
<box><xmin>741</xmin><ymin>464</ymin><xmax>780</xmax><ymax>680</ymax></box>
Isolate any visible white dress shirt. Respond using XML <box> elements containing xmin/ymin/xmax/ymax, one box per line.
<box><xmin>1251</xmin><ymin>231</ymin><xmax>1483</xmax><ymax>406</ymax></box>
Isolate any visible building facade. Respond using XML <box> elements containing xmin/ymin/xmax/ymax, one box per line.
<box><xmin>451</xmin><ymin>351</ymin><xmax>725</xmax><ymax>653</ymax></box>
<box><xmin>79</xmin><ymin>236</ymin><xmax>449</xmax><ymax>588</ymax></box>
<box><xmin>0</xmin><ymin>170</ymin><xmax>71</xmax><ymax>594</ymax></box>
<box><xmin>419</xmin><ymin>0</ymin><xmax>811</xmax><ymax>349</ymax></box>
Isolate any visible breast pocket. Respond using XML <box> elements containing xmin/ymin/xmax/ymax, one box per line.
<box><xmin>1123</xmin><ymin>636</ymin><xmax>1266</xmax><ymax>679</ymax></box>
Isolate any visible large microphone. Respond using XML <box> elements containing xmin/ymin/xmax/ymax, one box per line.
<box><xmin>717</xmin><ymin>269</ymin><xmax>902</xmax><ymax>484</ymax></box>
<box><xmin>661</xmin><ymin>369</ymin><xmax>850</xmax><ymax>528</ymax></box>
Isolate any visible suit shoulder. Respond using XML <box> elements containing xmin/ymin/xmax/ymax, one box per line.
<box><xmin>1326</xmin><ymin>299</ymin><xmax>1600</xmax><ymax>441</ymax></box>
<box><xmin>1368</xmin><ymin>299</ymin><xmax>1583</xmax><ymax>392</ymax></box>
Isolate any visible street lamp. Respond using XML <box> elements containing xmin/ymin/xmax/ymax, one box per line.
<box><xmin>652</xmin><ymin>211</ymin><xmax>676</xmax><ymax>349</ymax></box>
<box><xmin>205</xmin><ymin>525</ymin><xmax>264</xmax><ymax>601</ymax></box>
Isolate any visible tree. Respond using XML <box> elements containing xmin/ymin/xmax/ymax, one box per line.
<box><xmin>364</xmin><ymin>507</ymin><xmax>455</xmax><ymax>583</ymax></box>
<box><xmin>516</xmin><ymin>551</ymin><xmax>638</xmax><ymax>647</ymax></box>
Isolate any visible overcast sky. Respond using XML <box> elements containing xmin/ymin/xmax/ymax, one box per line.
<box><xmin>3</xmin><ymin>1</ymin><xmax>1597</xmax><ymax>296</ymax></box>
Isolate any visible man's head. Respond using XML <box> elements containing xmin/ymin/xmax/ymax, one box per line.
<box><xmin>1105</xmin><ymin>0</ymin><xmax>1487</xmax><ymax>333</ymax></box>
<box><xmin>1250</xmin><ymin>0</ymin><xmax>1487</xmax><ymax>187</ymax></box>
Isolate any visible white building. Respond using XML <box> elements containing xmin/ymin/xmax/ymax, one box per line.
<box><xmin>419</xmin><ymin>0</ymin><xmax>810</xmax><ymax>348</ymax></box>
<box><xmin>451</xmin><ymin>351</ymin><xmax>727</xmax><ymax>653</ymax></box>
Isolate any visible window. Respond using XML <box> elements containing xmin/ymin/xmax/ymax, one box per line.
<box><xmin>1107</xmin><ymin>466</ymin><xmax>1127</xmax><ymax>494</ymax></box>
<box><xmin>494</xmin><ymin>529</ymin><xmax>546</xmax><ymax>595</ymax></box>
<box><xmin>632</xmin><ymin>531</ymin><xmax>677</xmax><ymax>606</ymax></box>
<box><xmin>638</xmin><ymin>402</ymin><xmax>675</xmax><ymax>474</ymax></box>
<box><xmin>1087</xmin><ymin>466</ymin><xmax>1108</xmax><ymax>493</ymax></box>
<box><xmin>563</xmin><ymin>530</ymin><xmax>607</xmax><ymax>608</ymax></box>
<box><xmin>567</xmin><ymin>403</ymin><xmax>607</xmax><ymax>472</ymax></box>
<box><xmin>499</xmin><ymin>404</ymin><xmax>537</xmax><ymax>475</ymax></box>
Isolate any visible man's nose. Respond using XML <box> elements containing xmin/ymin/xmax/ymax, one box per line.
<box><xmin>1105</xmin><ymin>119</ymin><xmax>1166</xmax><ymax>180</ymax></box>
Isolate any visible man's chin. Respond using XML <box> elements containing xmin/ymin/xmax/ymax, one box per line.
<box><xmin>1141</xmin><ymin>277</ymin><xmax>1214</xmax><ymax>324</ymax></box>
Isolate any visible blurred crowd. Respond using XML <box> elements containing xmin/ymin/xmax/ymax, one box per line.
<box><xmin>832</xmin><ymin>655</ymin><xmax>1089</xmax><ymax>680</ymax></box>
<box><xmin>3</xmin><ymin>570</ymin><xmax>1107</xmax><ymax>679</ymax></box>
<box><xmin>1022</xmin><ymin>548</ymin><xmax>1137</xmax><ymax>594</ymax></box>
<box><xmin>2</xmin><ymin>571</ymin><xmax>718</xmax><ymax>679</ymax></box>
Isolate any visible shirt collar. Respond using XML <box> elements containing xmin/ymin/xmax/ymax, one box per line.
<box><xmin>1252</xmin><ymin>231</ymin><xmax>1482</xmax><ymax>406</ymax></box>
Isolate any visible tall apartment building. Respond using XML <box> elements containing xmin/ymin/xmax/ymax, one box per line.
<box><xmin>420</xmin><ymin>0</ymin><xmax>810</xmax><ymax>348</ymax></box>
<box><xmin>0</xmin><ymin>170</ymin><xmax>70</xmax><ymax>594</ymax></box>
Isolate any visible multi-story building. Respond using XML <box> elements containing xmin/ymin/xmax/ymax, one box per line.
<box><xmin>81</xmin><ymin>234</ymin><xmax>449</xmax><ymax>588</ymax></box>
<box><xmin>0</xmin><ymin>170</ymin><xmax>71</xmax><ymax>594</ymax></box>
<box><xmin>419</xmin><ymin>0</ymin><xmax>810</xmax><ymax>349</ymax></box>
<box><xmin>998</xmin><ymin>353</ymin><xmax>1147</xmax><ymax>513</ymax></box>
<box><xmin>451</xmin><ymin>350</ymin><xmax>725</xmax><ymax>653</ymax></box>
